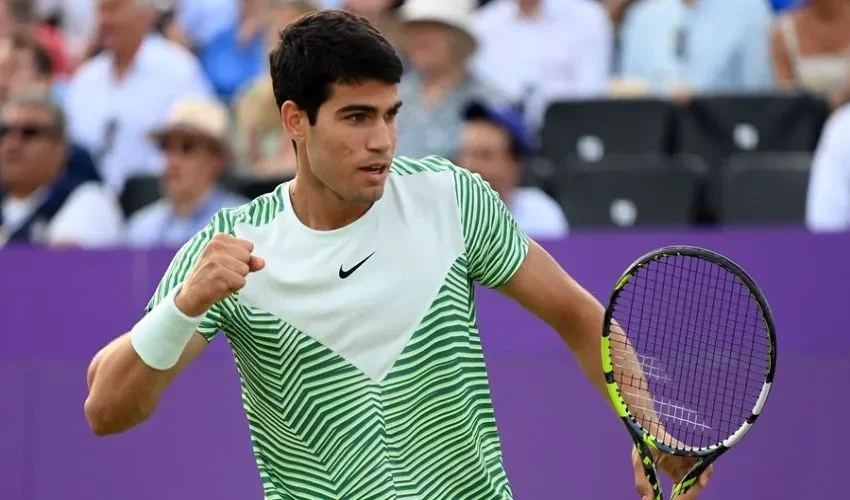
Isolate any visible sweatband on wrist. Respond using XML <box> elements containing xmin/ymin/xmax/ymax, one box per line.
<box><xmin>130</xmin><ymin>286</ymin><xmax>207</xmax><ymax>371</ymax></box>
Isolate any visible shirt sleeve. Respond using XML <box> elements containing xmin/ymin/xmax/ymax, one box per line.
<box><xmin>143</xmin><ymin>211</ymin><xmax>232</xmax><ymax>341</ymax></box>
<box><xmin>805</xmin><ymin>105</ymin><xmax>850</xmax><ymax>232</ymax></box>
<box><xmin>452</xmin><ymin>165</ymin><xmax>530</xmax><ymax>289</ymax></box>
<box><xmin>46</xmin><ymin>182</ymin><xmax>124</xmax><ymax>248</ymax></box>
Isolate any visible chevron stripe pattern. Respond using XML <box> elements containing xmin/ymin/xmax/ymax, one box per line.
<box><xmin>145</xmin><ymin>156</ymin><xmax>529</xmax><ymax>499</ymax></box>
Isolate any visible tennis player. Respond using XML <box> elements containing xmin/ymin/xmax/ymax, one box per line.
<box><xmin>84</xmin><ymin>9</ymin><xmax>712</xmax><ymax>500</ymax></box>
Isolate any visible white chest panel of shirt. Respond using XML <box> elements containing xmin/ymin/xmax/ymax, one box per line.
<box><xmin>234</xmin><ymin>171</ymin><xmax>466</xmax><ymax>383</ymax></box>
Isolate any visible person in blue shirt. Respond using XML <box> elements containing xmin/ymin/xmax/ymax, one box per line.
<box><xmin>617</xmin><ymin>0</ymin><xmax>776</xmax><ymax>97</ymax></box>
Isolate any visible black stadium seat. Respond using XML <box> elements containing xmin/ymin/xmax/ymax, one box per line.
<box><xmin>676</xmin><ymin>92</ymin><xmax>829</xmax><ymax>164</ymax></box>
<box><xmin>675</xmin><ymin>93</ymin><xmax>827</xmax><ymax>223</ymax></box>
<box><xmin>540</xmin><ymin>99</ymin><xmax>677</xmax><ymax>165</ymax></box>
<box><xmin>119</xmin><ymin>175</ymin><xmax>161</xmax><ymax>217</ymax></box>
<box><xmin>555</xmin><ymin>154</ymin><xmax>708</xmax><ymax>228</ymax></box>
<box><xmin>720</xmin><ymin>152</ymin><xmax>812</xmax><ymax>225</ymax></box>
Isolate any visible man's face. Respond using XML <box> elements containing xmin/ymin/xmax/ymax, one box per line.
<box><xmin>156</xmin><ymin>131</ymin><xmax>225</xmax><ymax>205</ymax></box>
<box><xmin>457</xmin><ymin>120</ymin><xmax>520</xmax><ymax>201</ymax></box>
<box><xmin>302</xmin><ymin>80</ymin><xmax>401</xmax><ymax>205</ymax></box>
<box><xmin>97</xmin><ymin>0</ymin><xmax>150</xmax><ymax>53</ymax></box>
<box><xmin>405</xmin><ymin>22</ymin><xmax>457</xmax><ymax>73</ymax></box>
<box><xmin>0</xmin><ymin>104</ymin><xmax>65</xmax><ymax>192</ymax></box>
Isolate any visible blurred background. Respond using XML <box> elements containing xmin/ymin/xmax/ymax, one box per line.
<box><xmin>1</xmin><ymin>0</ymin><xmax>849</xmax><ymax>498</ymax></box>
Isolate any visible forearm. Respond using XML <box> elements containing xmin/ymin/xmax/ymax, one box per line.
<box><xmin>552</xmin><ymin>302</ymin><xmax>610</xmax><ymax>404</ymax></box>
<box><xmin>84</xmin><ymin>333</ymin><xmax>173</xmax><ymax>435</ymax></box>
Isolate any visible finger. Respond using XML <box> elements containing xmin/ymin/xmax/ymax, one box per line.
<box><xmin>699</xmin><ymin>464</ymin><xmax>714</xmax><ymax>488</ymax></box>
<box><xmin>220</xmin><ymin>254</ymin><xmax>251</xmax><ymax>277</ymax></box>
<box><xmin>229</xmin><ymin>236</ymin><xmax>254</xmax><ymax>252</ymax></box>
<box><xmin>633</xmin><ymin>453</ymin><xmax>654</xmax><ymax>500</ymax></box>
<box><xmin>249</xmin><ymin>255</ymin><xmax>266</xmax><ymax>272</ymax></box>
<box><xmin>222</xmin><ymin>267</ymin><xmax>248</xmax><ymax>291</ymax></box>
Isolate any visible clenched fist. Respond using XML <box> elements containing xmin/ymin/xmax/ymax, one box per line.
<box><xmin>175</xmin><ymin>234</ymin><xmax>265</xmax><ymax>317</ymax></box>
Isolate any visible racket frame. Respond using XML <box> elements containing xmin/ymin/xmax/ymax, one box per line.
<box><xmin>601</xmin><ymin>245</ymin><xmax>777</xmax><ymax>499</ymax></box>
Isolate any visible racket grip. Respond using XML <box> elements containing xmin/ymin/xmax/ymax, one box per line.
<box><xmin>636</xmin><ymin>441</ymin><xmax>663</xmax><ymax>500</ymax></box>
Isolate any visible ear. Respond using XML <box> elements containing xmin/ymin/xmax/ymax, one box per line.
<box><xmin>281</xmin><ymin>101</ymin><xmax>308</xmax><ymax>143</ymax></box>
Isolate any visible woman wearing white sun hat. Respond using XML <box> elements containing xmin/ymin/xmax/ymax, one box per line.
<box><xmin>395</xmin><ymin>0</ymin><xmax>508</xmax><ymax>160</ymax></box>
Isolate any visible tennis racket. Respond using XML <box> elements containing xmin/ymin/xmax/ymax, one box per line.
<box><xmin>601</xmin><ymin>245</ymin><xmax>777</xmax><ymax>499</ymax></box>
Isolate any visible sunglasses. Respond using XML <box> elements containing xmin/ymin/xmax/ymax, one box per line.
<box><xmin>0</xmin><ymin>123</ymin><xmax>59</xmax><ymax>140</ymax></box>
<box><xmin>155</xmin><ymin>136</ymin><xmax>220</xmax><ymax>155</ymax></box>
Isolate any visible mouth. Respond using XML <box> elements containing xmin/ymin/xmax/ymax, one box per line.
<box><xmin>357</xmin><ymin>163</ymin><xmax>389</xmax><ymax>182</ymax></box>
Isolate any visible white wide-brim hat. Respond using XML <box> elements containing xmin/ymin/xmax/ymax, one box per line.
<box><xmin>399</xmin><ymin>0</ymin><xmax>479</xmax><ymax>57</ymax></box>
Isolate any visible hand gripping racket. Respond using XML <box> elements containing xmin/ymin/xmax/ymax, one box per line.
<box><xmin>601</xmin><ymin>246</ymin><xmax>777</xmax><ymax>499</ymax></box>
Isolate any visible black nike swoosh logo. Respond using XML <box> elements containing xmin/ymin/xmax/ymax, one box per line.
<box><xmin>339</xmin><ymin>252</ymin><xmax>375</xmax><ymax>279</ymax></box>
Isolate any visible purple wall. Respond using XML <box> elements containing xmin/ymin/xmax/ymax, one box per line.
<box><xmin>1</xmin><ymin>227</ymin><xmax>847</xmax><ymax>499</ymax></box>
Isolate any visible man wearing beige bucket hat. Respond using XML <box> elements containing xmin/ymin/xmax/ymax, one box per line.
<box><xmin>125</xmin><ymin>95</ymin><xmax>247</xmax><ymax>248</ymax></box>
<box><xmin>395</xmin><ymin>0</ymin><xmax>507</xmax><ymax>159</ymax></box>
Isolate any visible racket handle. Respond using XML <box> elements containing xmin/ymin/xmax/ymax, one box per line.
<box><xmin>671</xmin><ymin>453</ymin><xmax>719</xmax><ymax>499</ymax></box>
<box><xmin>635</xmin><ymin>440</ymin><xmax>663</xmax><ymax>500</ymax></box>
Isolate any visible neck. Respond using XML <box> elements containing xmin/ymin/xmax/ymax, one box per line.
<box><xmin>112</xmin><ymin>36</ymin><xmax>144</xmax><ymax>78</ymax></box>
<box><xmin>421</xmin><ymin>64</ymin><xmax>466</xmax><ymax>103</ymax></box>
<box><xmin>289</xmin><ymin>159</ymin><xmax>372</xmax><ymax>231</ymax></box>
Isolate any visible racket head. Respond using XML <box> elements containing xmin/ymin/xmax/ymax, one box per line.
<box><xmin>602</xmin><ymin>245</ymin><xmax>777</xmax><ymax>458</ymax></box>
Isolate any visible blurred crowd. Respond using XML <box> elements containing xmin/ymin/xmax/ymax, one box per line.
<box><xmin>1</xmin><ymin>0</ymin><xmax>849</xmax><ymax>250</ymax></box>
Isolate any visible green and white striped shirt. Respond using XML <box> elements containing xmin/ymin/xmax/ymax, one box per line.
<box><xmin>146</xmin><ymin>155</ymin><xmax>530</xmax><ymax>499</ymax></box>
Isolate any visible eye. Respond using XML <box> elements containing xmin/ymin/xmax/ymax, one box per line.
<box><xmin>385</xmin><ymin>109</ymin><xmax>399</xmax><ymax>121</ymax></box>
<box><xmin>347</xmin><ymin>113</ymin><xmax>367</xmax><ymax>124</ymax></box>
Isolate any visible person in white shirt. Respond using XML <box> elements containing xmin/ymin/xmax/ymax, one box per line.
<box><xmin>0</xmin><ymin>92</ymin><xmax>123</xmax><ymax>248</ymax></box>
<box><xmin>470</xmin><ymin>0</ymin><xmax>613</xmax><ymax>131</ymax></box>
<box><xmin>63</xmin><ymin>0</ymin><xmax>214</xmax><ymax>195</ymax></box>
<box><xmin>805</xmin><ymin>103</ymin><xmax>850</xmax><ymax>232</ymax></box>
<box><xmin>125</xmin><ymin>96</ymin><xmax>247</xmax><ymax>248</ymax></box>
<box><xmin>457</xmin><ymin>100</ymin><xmax>569</xmax><ymax>239</ymax></box>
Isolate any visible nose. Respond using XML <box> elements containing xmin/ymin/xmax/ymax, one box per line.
<box><xmin>366</xmin><ymin>120</ymin><xmax>393</xmax><ymax>154</ymax></box>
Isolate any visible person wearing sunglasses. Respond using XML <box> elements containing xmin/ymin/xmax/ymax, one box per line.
<box><xmin>124</xmin><ymin>95</ymin><xmax>247</xmax><ymax>248</ymax></box>
<box><xmin>0</xmin><ymin>91</ymin><xmax>123</xmax><ymax>248</ymax></box>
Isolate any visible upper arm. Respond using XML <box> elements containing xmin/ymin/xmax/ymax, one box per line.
<box><xmin>452</xmin><ymin>164</ymin><xmax>530</xmax><ymax>288</ymax></box>
<box><xmin>769</xmin><ymin>22</ymin><xmax>794</xmax><ymax>86</ymax></box>
<box><xmin>806</xmin><ymin>106</ymin><xmax>850</xmax><ymax>232</ymax></box>
<box><xmin>496</xmin><ymin>240</ymin><xmax>604</xmax><ymax>348</ymax></box>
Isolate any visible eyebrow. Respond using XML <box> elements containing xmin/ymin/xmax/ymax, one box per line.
<box><xmin>337</xmin><ymin>101</ymin><xmax>403</xmax><ymax>115</ymax></box>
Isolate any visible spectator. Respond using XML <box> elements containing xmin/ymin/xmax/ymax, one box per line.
<box><xmin>0</xmin><ymin>91</ymin><xmax>123</xmax><ymax>248</ymax></box>
<box><xmin>4</xmin><ymin>29</ymin><xmax>65</xmax><ymax>103</ymax></box>
<box><xmin>471</xmin><ymin>0</ymin><xmax>613</xmax><ymax>130</ymax></box>
<box><xmin>232</xmin><ymin>0</ymin><xmax>318</xmax><ymax>180</ymax></box>
<box><xmin>395</xmin><ymin>0</ymin><xmax>504</xmax><ymax>160</ymax></box>
<box><xmin>457</xmin><ymin>100</ymin><xmax>568</xmax><ymax>239</ymax></box>
<box><xmin>166</xmin><ymin>0</ymin><xmax>239</xmax><ymax>53</ymax></box>
<box><xmin>617</xmin><ymin>0</ymin><xmax>775</xmax><ymax>99</ymax></box>
<box><xmin>805</xmin><ymin>102</ymin><xmax>850</xmax><ymax>232</ymax></box>
<box><xmin>343</xmin><ymin>0</ymin><xmax>406</xmax><ymax>51</ymax></box>
<box><xmin>770</xmin><ymin>0</ymin><xmax>850</xmax><ymax>108</ymax></box>
<box><xmin>63</xmin><ymin>0</ymin><xmax>214</xmax><ymax>195</ymax></box>
<box><xmin>192</xmin><ymin>0</ymin><xmax>270</xmax><ymax>103</ymax></box>
<box><xmin>125</xmin><ymin>96</ymin><xmax>247</xmax><ymax>248</ymax></box>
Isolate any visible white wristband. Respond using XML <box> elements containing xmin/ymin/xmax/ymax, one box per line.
<box><xmin>130</xmin><ymin>286</ymin><xmax>207</xmax><ymax>371</ymax></box>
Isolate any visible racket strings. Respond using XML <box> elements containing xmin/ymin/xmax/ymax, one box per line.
<box><xmin>610</xmin><ymin>254</ymin><xmax>771</xmax><ymax>450</ymax></box>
